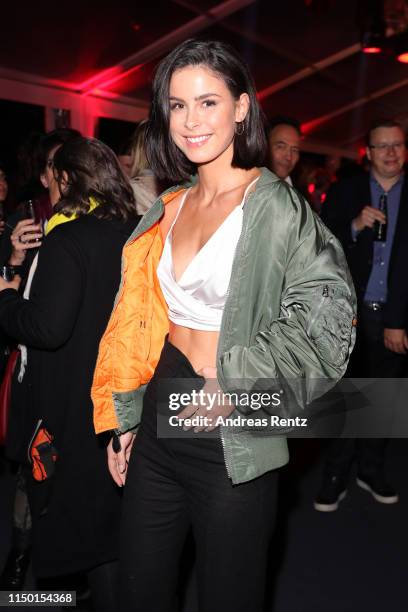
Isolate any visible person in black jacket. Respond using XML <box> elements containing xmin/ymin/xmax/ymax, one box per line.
<box><xmin>0</xmin><ymin>128</ymin><xmax>80</xmax><ymax>592</ymax></box>
<box><xmin>0</xmin><ymin>137</ymin><xmax>140</xmax><ymax>610</ymax></box>
<box><xmin>314</xmin><ymin>118</ymin><xmax>408</xmax><ymax>512</ymax></box>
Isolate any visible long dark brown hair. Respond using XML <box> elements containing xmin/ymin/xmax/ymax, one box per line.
<box><xmin>52</xmin><ymin>137</ymin><xmax>137</xmax><ymax>221</ymax></box>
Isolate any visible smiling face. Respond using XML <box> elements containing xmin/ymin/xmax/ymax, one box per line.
<box><xmin>168</xmin><ymin>65</ymin><xmax>249</xmax><ymax>169</ymax></box>
<box><xmin>366</xmin><ymin>126</ymin><xmax>406</xmax><ymax>181</ymax></box>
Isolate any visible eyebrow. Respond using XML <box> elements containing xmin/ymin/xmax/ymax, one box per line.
<box><xmin>169</xmin><ymin>93</ymin><xmax>221</xmax><ymax>102</ymax></box>
<box><xmin>273</xmin><ymin>140</ymin><xmax>300</xmax><ymax>147</ymax></box>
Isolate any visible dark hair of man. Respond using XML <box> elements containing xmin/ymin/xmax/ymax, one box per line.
<box><xmin>267</xmin><ymin>116</ymin><xmax>302</xmax><ymax>137</ymax></box>
<box><xmin>38</xmin><ymin>128</ymin><xmax>81</xmax><ymax>173</ymax></box>
<box><xmin>365</xmin><ymin>119</ymin><xmax>406</xmax><ymax>146</ymax></box>
<box><xmin>145</xmin><ymin>39</ymin><xmax>267</xmax><ymax>182</ymax></box>
<box><xmin>52</xmin><ymin>137</ymin><xmax>137</xmax><ymax>222</ymax></box>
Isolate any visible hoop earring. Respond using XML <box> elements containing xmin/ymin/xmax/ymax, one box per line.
<box><xmin>235</xmin><ymin>121</ymin><xmax>245</xmax><ymax>136</ymax></box>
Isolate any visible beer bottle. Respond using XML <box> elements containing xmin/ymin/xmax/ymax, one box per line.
<box><xmin>374</xmin><ymin>193</ymin><xmax>387</xmax><ymax>242</ymax></box>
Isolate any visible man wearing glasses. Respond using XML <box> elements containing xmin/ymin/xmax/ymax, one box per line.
<box><xmin>315</xmin><ymin>119</ymin><xmax>407</xmax><ymax>511</ymax></box>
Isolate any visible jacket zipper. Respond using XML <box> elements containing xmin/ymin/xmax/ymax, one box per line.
<box><xmin>220</xmin><ymin>430</ymin><xmax>233</xmax><ymax>480</ymax></box>
<box><xmin>216</xmin><ymin>188</ymin><xmax>255</xmax><ymax>480</ymax></box>
<box><xmin>306</xmin><ymin>284</ymin><xmax>329</xmax><ymax>335</ymax></box>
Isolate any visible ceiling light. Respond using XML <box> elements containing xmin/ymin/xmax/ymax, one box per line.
<box><xmin>363</xmin><ymin>46</ymin><xmax>382</xmax><ymax>53</ymax></box>
<box><xmin>358</xmin><ymin>0</ymin><xmax>385</xmax><ymax>54</ymax></box>
<box><xmin>393</xmin><ymin>30</ymin><xmax>408</xmax><ymax>62</ymax></box>
<box><xmin>361</xmin><ymin>31</ymin><xmax>384</xmax><ymax>53</ymax></box>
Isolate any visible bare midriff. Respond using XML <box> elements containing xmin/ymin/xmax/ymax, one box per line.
<box><xmin>160</xmin><ymin>172</ymin><xmax>259</xmax><ymax>373</ymax></box>
<box><xmin>168</xmin><ymin>323</ymin><xmax>219</xmax><ymax>372</ymax></box>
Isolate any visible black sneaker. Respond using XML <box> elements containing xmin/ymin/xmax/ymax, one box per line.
<box><xmin>356</xmin><ymin>473</ymin><xmax>399</xmax><ymax>504</ymax></box>
<box><xmin>314</xmin><ymin>475</ymin><xmax>347</xmax><ymax>512</ymax></box>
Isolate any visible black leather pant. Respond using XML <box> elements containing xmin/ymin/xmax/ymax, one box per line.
<box><xmin>324</xmin><ymin>304</ymin><xmax>407</xmax><ymax>480</ymax></box>
<box><xmin>119</xmin><ymin>340</ymin><xmax>278</xmax><ymax>612</ymax></box>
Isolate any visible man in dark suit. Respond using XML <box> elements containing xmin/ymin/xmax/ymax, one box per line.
<box><xmin>314</xmin><ymin>118</ymin><xmax>408</xmax><ymax>511</ymax></box>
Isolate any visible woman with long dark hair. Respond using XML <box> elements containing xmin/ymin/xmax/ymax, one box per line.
<box><xmin>0</xmin><ymin>128</ymin><xmax>79</xmax><ymax>592</ymax></box>
<box><xmin>0</xmin><ymin>137</ymin><xmax>139</xmax><ymax>610</ymax></box>
<box><xmin>92</xmin><ymin>39</ymin><xmax>356</xmax><ymax>612</ymax></box>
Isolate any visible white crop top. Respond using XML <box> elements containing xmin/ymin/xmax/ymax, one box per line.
<box><xmin>156</xmin><ymin>176</ymin><xmax>259</xmax><ymax>331</ymax></box>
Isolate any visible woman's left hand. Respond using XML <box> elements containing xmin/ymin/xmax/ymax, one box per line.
<box><xmin>0</xmin><ymin>275</ymin><xmax>21</xmax><ymax>292</ymax></box>
<box><xmin>107</xmin><ymin>430</ymin><xmax>136</xmax><ymax>487</ymax></box>
<box><xmin>177</xmin><ymin>366</ymin><xmax>235</xmax><ymax>432</ymax></box>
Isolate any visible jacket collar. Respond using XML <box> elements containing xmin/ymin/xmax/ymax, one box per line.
<box><xmin>256</xmin><ymin>166</ymin><xmax>282</xmax><ymax>189</ymax></box>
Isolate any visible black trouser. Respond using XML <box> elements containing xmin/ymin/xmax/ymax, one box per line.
<box><xmin>87</xmin><ymin>561</ymin><xmax>118</xmax><ymax>612</ymax></box>
<box><xmin>12</xmin><ymin>466</ymin><xmax>32</xmax><ymax>536</ymax></box>
<box><xmin>324</xmin><ymin>304</ymin><xmax>407</xmax><ymax>480</ymax></box>
<box><xmin>119</xmin><ymin>340</ymin><xmax>278</xmax><ymax>612</ymax></box>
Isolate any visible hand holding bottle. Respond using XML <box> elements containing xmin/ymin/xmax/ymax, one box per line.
<box><xmin>352</xmin><ymin>206</ymin><xmax>386</xmax><ymax>232</ymax></box>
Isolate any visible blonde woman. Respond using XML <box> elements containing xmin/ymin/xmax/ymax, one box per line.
<box><xmin>128</xmin><ymin>120</ymin><xmax>162</xmax><ymax>215</ymax></box>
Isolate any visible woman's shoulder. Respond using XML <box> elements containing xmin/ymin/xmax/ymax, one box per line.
<box><xmin>52</xmin><ymin>214</ymin><xmax>137</xmax><ymax>236</ymax></box>
<box><xmin>46</xmin><ymin>215</ymin><xmax>139</xmax><ymax>257</ymax></box>
<box><xmin>159</xmin><ymin>189</ymin><xmax>186</xmax><ymax>233</ymax></box>
<box><xmin>253</xmin><ymin>175</ymin><xmax>309</xmax><ymax>220</ymax></box>
<box><xmin>133</xmin><ymin>182</ymin><xmax>189</xmax><ymax>239</ymax></box>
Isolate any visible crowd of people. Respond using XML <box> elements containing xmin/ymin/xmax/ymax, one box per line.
<box><xmin>0</xmin><ymin>37</ymin><xmax>405</xmax><ymax>612</ymax></box>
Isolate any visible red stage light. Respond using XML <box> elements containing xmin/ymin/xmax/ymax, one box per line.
<box><xmin>358</xmin><ymin>146</ymin><xmax>366</xmax><ymax>158</ymax></box>
<box><xmin>86</xmin><ymin>63</ymin><xmax>143</xmax><ymax>94</ymax></box>
<box><xmin>320</xmin><ymin>193</ymin><xmax>327</xmax><ymax>204</ymax></box>
<box><xmin>363</xmin><ymin>46</ymin><xmax>381</xmax><ymax>54</ymax></box>
<box><xmin>397</xmin><ymin>52</ymin><xmax>408</xmax><ymax>63</ymax></box>
<box><xmin>308</xmin><ymin>183</ymin><xmax>316</xmax><ymax>195</ymax></box>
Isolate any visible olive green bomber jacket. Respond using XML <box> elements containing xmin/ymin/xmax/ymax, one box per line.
<box><xmin>95</xmin><ymin>167</ymin><xmax>357</xmax><ymax>484</ymax></box>
<box><xmin>215</xmin><ymin>169</ymin><xmax>356</xmax><ymax>482</ymax></box>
